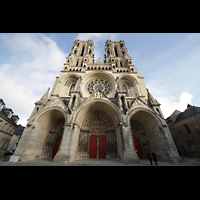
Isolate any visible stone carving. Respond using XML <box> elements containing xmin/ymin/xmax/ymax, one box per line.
<box><xmin>48</xmin><ymin>97</ymin><xmax>67</xmax><ymax>112</ymax></box>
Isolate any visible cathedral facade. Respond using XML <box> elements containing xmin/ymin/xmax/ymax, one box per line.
<box><xmin>11</xmin><ymin>39</ymin><xmax>182</xmax><ymax>164</ymax></box>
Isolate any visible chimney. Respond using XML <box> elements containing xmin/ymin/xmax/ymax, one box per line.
<box><xmin>11</xmin><ymin>115</ymin><xmax>19</xmax><ymax>124</ymax></box>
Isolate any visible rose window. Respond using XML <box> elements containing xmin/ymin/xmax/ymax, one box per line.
<box><xmin>87</xmin><ymin>79</ymin><xmax>111</xmax><ymax>95</ymax></box>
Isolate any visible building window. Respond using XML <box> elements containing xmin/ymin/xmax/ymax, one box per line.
<box><xmin>87</xmin><ymin>79</ymin><xmax>111</xmax><ymax>96</ymax></box>
<box><xmin>122</xmin><ymin>84</ymin><xmax>129</xmax><ymax>97</ymax></box>
<box><xmin>8</xmin><ymin>126</ymin><xmax>12</xmax><ymax>133</ymax></box>
<box><xmin>0</xmin><ymin>139</ymin><xmax>5</xmax><ymax>149</ymax></box>
<box><xmin>183</xmin><ymin>124</ymin><xmax>191</xmax><ymax>134</ymax></box>
<box><xmin>3</xmin><ymin>123</ymin><xmax>7</xmax><ymax>131</ymax></box>
<box><xmin>69</xmin><ymin>83</ymin><xmax>76</xmax><ymax>96</ymax></box>
<box><xmin>81</xmin><ymin>46</ymin><xmax>85</xmax><ymax>56</ymax></box>
<box><xmin>114</xmin><ymin>47</ymin><xmax>118</xmax><ymax>57</ymax></box>
<box><xmin>156</xmin><ymin>108</ymin><xmax>161</xmax><ymax>115</ymax></box>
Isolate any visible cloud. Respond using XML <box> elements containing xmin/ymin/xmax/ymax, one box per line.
<box><xmin>187</xmin><ymin>33</ymin><xmax>196</xmax><ymax>40</ymax></box>
<box><xmin>76</xmin><ymin>33</ymin><xmax>118</xmax><ymax>42</ymax></box>
<box><xmin>143</xmin><ymin>34</ymin><xmax>200</xmax><ymax>112</ymax></box>
<box><xmin>157</xmin><ymin>92</ymin><xmax>193</xmax><ymax>118</ymax></box>
<box><xmin>0</xmin><ymin>33</ymin><xmax>67</xmax><ymax>126</ymax></box>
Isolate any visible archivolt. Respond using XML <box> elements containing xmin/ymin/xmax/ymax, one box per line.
<box><xmin>82</xmin><ymin>71</ymin><xmax>115</xmax><ymax>83</ymax></box>
<box><xmin>49</xmin><ymin>118</ymin><xmax>65</xmax><ymax>133</ymax></box>
<box><xmin>59</xmin><ymin>73</ymin><xmax>81</xmax><ymax>85</ymax></box>
<box><xmin>130</xmin><ymin>120</ymin><xmax>146</xmax><ymax>134</ymax></box>
<box><xmin>82</xmin><ymin>111</ymin><xmax>114</xmax><ymax>129</ymax></box>
<box><xmin>71</xmin><ymin>98</ymin><xmax>124</xmax><ymax>128</ymax></box>
<box><xmin>127</xmin><ymin>107</ymin><xmax>164</xmax><ymax>127</ymax></box>
<box><xmin>118</xmin><ymin>74</ymin><xmax>139</xmax><ymax>86</ymax></box>
<box><xmin>33</xmin><ymin>106</ymin><xmax>67</xmax><ymax>127</ymax></box>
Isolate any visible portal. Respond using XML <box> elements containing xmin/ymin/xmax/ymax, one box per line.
<box><xmin>99</xmin><ymin>135</ymin><xmax>106</xmax><ymax>158</ymax></box>
<box><xmin>89</xmin><ymin>135</ymin><xmax>97</xmax><ymax>158</ymax></box>
<box><xmin>76</xmin><ymin>109</ymin><xmax>119</xmax><ymax>160</ymax></box>
<box><xmin>89</xmin><ymin>135</ymin><xmax>107</xmax><ymax>159</ymax></box>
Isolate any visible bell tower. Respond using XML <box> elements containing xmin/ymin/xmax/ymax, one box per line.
<box><xmin>104</xmin><ymin>40</ymin><xmax>135</xmax><ymax>73</ymax></box>
<box><xmin>63</xmin><ymin>39</ymin><xmax>95</xmax><ymax>73</ymax></box>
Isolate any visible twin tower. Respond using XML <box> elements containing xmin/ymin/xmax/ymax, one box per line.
<box><xmin>10</xmin><ymin>39</ymin><xmax>182</xmax><ymax>164</ymax></box>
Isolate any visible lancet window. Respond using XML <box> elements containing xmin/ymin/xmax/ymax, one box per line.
<box><xmin>69</xmin><ymin>83</ymin><xmax>76</xmax><ymax>96</ymax></box>
<box><xmin>122</xmin><ymin>84</ymin><xmax>129</xmax><ymax>97</ymax></box>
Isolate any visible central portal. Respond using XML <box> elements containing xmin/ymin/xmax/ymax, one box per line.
<box><xmin>89</xmin><ymin>135</ymin><xmax>106</xmax><ymax>158</ymax></box>
<box><xmin>99</xmin><ymin>135</ymin><xmax>106</xmax><ymax>158</ymax></box>
<box><xmin>77</xmin><ymin>111</ymin><xmax>117</xmax><ymax>160</ymax></box>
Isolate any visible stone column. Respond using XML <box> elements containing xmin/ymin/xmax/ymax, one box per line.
<box><xmin>68</xmin><ymin>94</ymin><xmax>74</xmax><ymax>109</ymax></box>
<box><xmin>123</xmin><ymin>96</ymin><xmax>128</xmax><ymax>113</ymax></box>
<box><xmin>74</xmin><ymin>95</ymin><xmax>80</xmax><ymax>109</ymax></box>
<box><xmin>53</xmin><ymin>124</ymin><xmax>73</xmax><ymax>163</ymax></box>
<box><xmin>161</xmin><ymin>124</ymin><xmax>182</xmax><ymax>163</ymax></box>
<box><xmin>118</xmin><ymin>95</ymin><xmax>123</xmax><ymax>111</ymax></box>
<box><xmin>136</xmin><ymin>84</ymin><xmax>142</xmax><ymax>97</ymax></box>
<box><xmin>117</xmin><ymin>61</ymin><xmax>120</xmax><ymax>68</ymax></box>
<box><xmin>69</xmin><ymin>124</ymin><xmax>80</xmax><ymax>161</ymax></box>
<box><xmin>120</xmin><ymin>123</ymin><xmax>140</xmax><ymax>164</ymax></box>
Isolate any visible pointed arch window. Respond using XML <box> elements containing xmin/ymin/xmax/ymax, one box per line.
<box><xmin>81</xmin><ymin>46</ymin><xmax>85</xmax><ymax>56</ymax></box>
<box><xmin>114</xmin><ymin>47</ymin><xmax>118</xmax><ymax>57</ymax></box>
<box><xmin>122</xmin><ymin>84</ymin><xmax>129</xmax><ymax>97</ymax></box>
<box><xmin>69</xmin><ymin>83</ymin><xmax>76</xmax><ymax>96</ymax></box>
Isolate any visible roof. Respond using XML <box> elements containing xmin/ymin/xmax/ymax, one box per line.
<box><xmin>0</xmin><ymin>99</ymin><xmax>19</xmax><ymax>125</ymax></box>
<box><xmin>0</xmin><ymin>99</ymin><xmax>5</xmax><ymax>105</ymax></box>
<box><xmin>166</xmin><ymin>110</ymin><xmax>182</xmax><ymax>124</ymax></box>
<box><xmin>175</xmin><ymin>106</ymin><xmax>200</xmax><ymax>123</ymax></box>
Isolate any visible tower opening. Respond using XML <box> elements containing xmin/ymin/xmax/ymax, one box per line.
<box><xmin>81</xmin><ymin>46</ymin><xmax>85</xmax><ymax>56</ymax></box>
<box><xmin>114</xmin><ymin>47</ymin><xmax>118</xmax><ymax>57</ymax></box>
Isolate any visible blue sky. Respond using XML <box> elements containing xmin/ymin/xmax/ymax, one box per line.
<box><xmin>0</xmin><ymin>33</ymin><xmax>199</xmax><ymax>126</ymax></box>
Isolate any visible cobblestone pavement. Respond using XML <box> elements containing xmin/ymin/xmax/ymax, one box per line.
<box><xmin>1</xmin><ymin>156</ymin><xmax>200</xmax><ymax>166</ymax></box>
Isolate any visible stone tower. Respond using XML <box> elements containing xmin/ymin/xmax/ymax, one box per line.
<box><xmin>10</xmin><ymin>39</ymin><xmax>182</xmax><ymax>164</ymax></box>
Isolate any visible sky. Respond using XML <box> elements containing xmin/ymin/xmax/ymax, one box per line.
<box><xmin>0</xmin><ymin>33</ymin><xmax>199</xmax><ymax>126</ymax></box>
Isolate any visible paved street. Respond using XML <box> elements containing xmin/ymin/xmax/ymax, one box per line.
<box><xmin>0</xmin><ymin>156</ymin><xmax>200</xmax><ymax>166</ymax></box>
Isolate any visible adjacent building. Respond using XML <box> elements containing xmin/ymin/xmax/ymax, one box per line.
<box><xmin>166</xmin><ymin>104</ymin><xmax>200</xmax><ymax>157</ymax></box>
<box><xmin>7</xmin><ymin>124</ymin><xmax>25</xmax><ymax>152</ymax></box>
<box><xmin>0</xmin><ymin>99</ymin><xmax>19</xmax><ymax>156</ymax></box>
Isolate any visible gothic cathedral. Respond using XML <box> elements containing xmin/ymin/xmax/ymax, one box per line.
<box><xmin>11</xmin><ymin>39</ymin><xmax>182</xmax><ymax>164</ymax></box>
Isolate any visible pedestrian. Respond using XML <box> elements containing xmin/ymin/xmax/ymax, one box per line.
<box><xmin>151</xmin><ymin>152</ymin><xmax>158</xmax><ymax>165</ymax></box>
<box><xmin>147</xmin><ymin>152</ymin><xmax>153</xmax><ymax>165</ymax></box>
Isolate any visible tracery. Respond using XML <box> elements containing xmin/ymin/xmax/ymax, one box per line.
<box><xmin>87</xmin><ymin>79</ymin><xmax>111</xmax><ymax>95</ymax></box>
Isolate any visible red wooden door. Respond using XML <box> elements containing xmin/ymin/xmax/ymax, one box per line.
<box><xmin>99</xmin><ymin>135</ymin><xmax>106</xmax><ymax>158</ymax></box>
<box><xmin>89</xmin><ymin>135</ymin><xmax>97</xmax><ymax>158</ymax></box>
<box><xmin>133</xmin><ymin>137</ymin><xmax>142</xmax><ymax>159</ymax></box>
<box><xmin>53</xmin><ymin>136</ymin><xmax>61</xmax><ymax>158</ymax></box>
